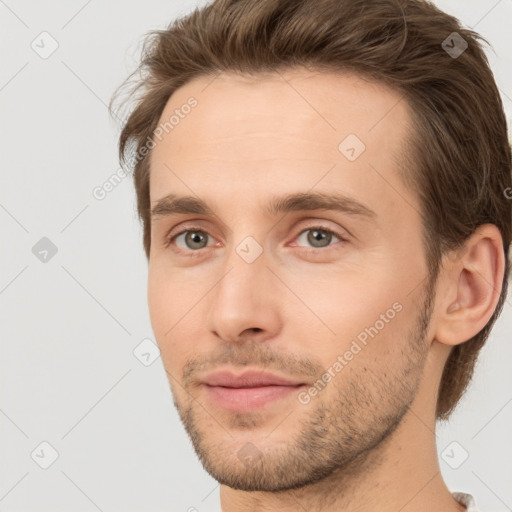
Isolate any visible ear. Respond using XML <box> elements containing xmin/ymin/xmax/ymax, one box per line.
<box><xmin>434</xmin><ymin>224</ymin><xmax>506</xmax><ymax>347</ymax></box>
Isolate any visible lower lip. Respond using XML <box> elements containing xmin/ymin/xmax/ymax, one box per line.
<box><xmin>203</xmin><ymin>384</ymin><xmax>304</xmax><ymax>411</ymax></box>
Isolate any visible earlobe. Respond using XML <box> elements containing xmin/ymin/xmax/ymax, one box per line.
<box><xmin>434</xmin><ymin>224</ymin><xmax>505</xmax><ymax>347</ymax></box>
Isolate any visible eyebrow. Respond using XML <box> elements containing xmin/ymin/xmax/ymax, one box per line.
<box><xmin>150</xmin><ymin>191</ymin><xmax>377</xmax><ymax>222</ymax></box>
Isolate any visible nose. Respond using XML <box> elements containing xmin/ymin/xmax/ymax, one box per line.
<box><xmin>205</xmin><ymin>247</ymin><xmax>283</xmax><ymax>344</ymax></box>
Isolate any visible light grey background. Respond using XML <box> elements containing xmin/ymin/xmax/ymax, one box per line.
<box><xmin>1</xmin><ymin>1</ymin><xmax>511</xmax><ymax>511</ymax></box>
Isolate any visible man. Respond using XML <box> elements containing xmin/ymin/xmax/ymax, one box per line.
<box><xmin>110</xmin><ymin>0</ymin><xmax>511</xmax><ymax>510</ymax></box>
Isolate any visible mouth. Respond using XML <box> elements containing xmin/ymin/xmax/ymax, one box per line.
<box><xmin>203</xmin><ymin>383</ymin><xmax>305</xmax><ymax>411</ymax></box>
<box><xmin>201</xmin><ymin>369</ymin><xmax>307</xmax><ymax>411</ymax></box>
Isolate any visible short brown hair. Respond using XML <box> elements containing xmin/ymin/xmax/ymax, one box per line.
<box><xmin>110</xmin><ymin>0</ymin><xmax>512</xmax><ymax>420</ymax></box>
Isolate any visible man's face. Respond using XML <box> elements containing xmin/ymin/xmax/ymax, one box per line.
<box><xmin>147</xmin><ymin>69</ymin><xmax>435</xmax><ymax>491</ymax></box>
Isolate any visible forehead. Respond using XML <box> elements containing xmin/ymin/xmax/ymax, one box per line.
<box><xmin>148</xmin><ymin>68</ymin><xmax>416</xmax><ymax>216</ymax></box>
<box><xmin>153</xmin><ymin>68</ymin><xmax>409</xmax><ymax>146</ymax></box>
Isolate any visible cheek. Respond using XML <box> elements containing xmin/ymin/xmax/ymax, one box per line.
<box><xmin>281</xmin><ymin>262</ymin><xmax>411</xmax><ymax>360</ymax></box>
<box><xmin>147</xmin><ymin>263</ymin><xmax>227</xmax><ymax>378</ymax></box>
<box><xmin>147</xmin><ymin>260</ymin><xmax>195</xmax><ymax>333</ymax></box>
<box><xmin>147</xmin><ymin>268</ymin><xmax>168</xmax><ymax>338</ymax></box>
<box><xmin>147</xmin><ymin>269</ymin><xmax>196</xmax><ymax>369</ymax></box>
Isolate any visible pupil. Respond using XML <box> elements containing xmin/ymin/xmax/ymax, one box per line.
<box><xmin>188</xmin><ymin>231</ymin><xmax>206</xmax><ymax>248</ymax></box>
<box><xmin>309</xmin><ymin>229</ymin><xmax>330</xmax><ymax>247</ymax></box>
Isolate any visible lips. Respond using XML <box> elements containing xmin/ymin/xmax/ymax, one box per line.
<box><xmin>201</xmin><ymin>369</ymin><xmax>306</xmax><ymax>411</ymax></box>
<box><xmin>202</xmin><ymin>369</ymin><xmax>305</xmax><ymax>388</ymax></box>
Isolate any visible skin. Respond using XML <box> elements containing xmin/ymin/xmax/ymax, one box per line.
<box><xmin>147</xmin><ymin>68</ymin><xmax>504</xmax><ymax>512</ymax></box>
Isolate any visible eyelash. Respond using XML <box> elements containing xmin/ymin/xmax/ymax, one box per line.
<box><xmin>164</xmin><ymin>224</ymin><xmax>347</xmax><ymax>255</ymax></box>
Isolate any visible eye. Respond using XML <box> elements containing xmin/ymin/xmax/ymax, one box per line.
<box><xmin>294</xmin><ymin>226</ymin><xmax>345</xmax><ymax>249</ymax></box>
<box><xmin>170</xmin><ymin>228</ymin><xmax>213</xmax><ymax>251</ymax></box>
